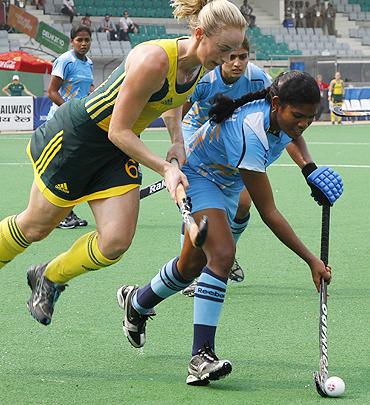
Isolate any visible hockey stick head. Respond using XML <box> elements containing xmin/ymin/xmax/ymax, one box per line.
<box><xmin>313</xmin><ymin>371</ymin><xmax>328</xmax><ymax>397</ymax></box>
<box><xmin>193</xmin><ymin>215</ymin><xmax>208</xmax><ymax>248</ymax></box>
<box><xmin>331</xmin><ymin>105</ymin><xmax>370</xmax><ymax>117</ymax></box>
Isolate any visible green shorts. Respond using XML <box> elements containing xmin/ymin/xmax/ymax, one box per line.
<box><xmin>332</xmin><ymin>94</ymin><xmax>343</xmax><ymax>104</ymax></box>
<box><xmin>28</xmin><ymin>98</ymin><xmax>142</xmax><ymax>207</ymax></box>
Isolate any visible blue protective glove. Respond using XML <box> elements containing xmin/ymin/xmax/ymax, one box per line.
<box><xmin>302</xmin><ymin>163</ymin><xmax>343</xmax><ymax>206</ymax></box>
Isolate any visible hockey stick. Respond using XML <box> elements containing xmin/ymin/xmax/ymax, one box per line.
<box><xmin>313</xmin><ymin>204</ymin><xmax>331</xmax><ymax>397</ymax></box>
<box><xmin>171</xmin><ymin>159</ymin><xmax>208</xmax><ymax>248</ymax></box>
<box><xmin>331</xmin><ymin>105</ymin><xmax>370</xmax><ymax>117</ymax></box>
<box><xmin>140</xmin><ymin>179</ymin><xmax>166</xmax><ymax>200</ymax></box>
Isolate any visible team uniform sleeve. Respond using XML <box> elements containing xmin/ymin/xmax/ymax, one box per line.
<box><xmin>262</xmin><ymin>72</ymin><xmax>272</xmax><ymax>87</ymax></box>
<box><xmin>189</xmin><ymin>78</ymin><xmax>211</xmax><ymax>103</ymax></box>
<box><xmin>51</xmin><ymin>57</ymin><xmax>69</xmax><ymax>80</ymax></box>
<box><xmin>223</xmin><ymin>120</ymin><xmax>267</xmax><ymax>173</ymax></box>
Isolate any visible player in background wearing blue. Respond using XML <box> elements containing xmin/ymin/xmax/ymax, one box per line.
<box><xmin>47</xmin><ymin>25</ymin><xmax>94</xmax><ymax>229</ymax></box>
<box><xmin>181</xmin><ymin>36</ymin><xmax>271</xmax><ymax>289</ymax></box>
<box><xmin>117</xmin><ymin>71</ymin><xmax>343</xmax><ymax>385</ymax></box>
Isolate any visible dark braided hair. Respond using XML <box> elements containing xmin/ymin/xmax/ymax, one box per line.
<box><xmin>209</xmin><ymin>71</ymin><xmax>320</xmax><ymax>124</ymax></box>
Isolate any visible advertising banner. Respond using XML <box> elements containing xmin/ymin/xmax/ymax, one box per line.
<box><xmin>0</xmin><ymin>96</ymin><xmax>34</xmax><ymax>131</ymax></box>
<box><xmin>36</xmin><ymin>22</ymin><xmax>69</xmax><ymax>54</ymax></box>
<box><xmin>7</xmin><ymin>5</ymin><xmax>38</xmax><ymax>38</ymax></box>
<box><xmin>33</xmin><ymin>96</ymin><xmax>52</xmax><ymax>129</ymax></box>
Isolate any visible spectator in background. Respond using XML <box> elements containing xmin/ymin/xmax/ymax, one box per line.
<box><xmin>61</xmin><ymin>0</ymin><xmax>76</xmax><ymax>24</ymax></box>
<box><xmin>240</xmin><ymin>0</ymin><xmax>256</xmax><ymax>27</ymax></box>
<box><xmin>80</xmin><ymin>13</ymin><xmax>93</xmax><ymax>30</ymax></box>
<box><xmin>295</xmin><ymin>1</ymin><xmax>305</xmax><ymax>28</ymax></box>
<box><xmin>119</xmin><ymin>19</ymin><xmax>129</xmax><ymax>41</ymax></box>
<box><xmin>326</xmin><ymin>2</ymin><xmax>336</xmax><ymax>35</ymax></box>
<box><xmin>315</xmin><ymin>74</ymin><xmax>329</xmax><ymax>120</ymax></box>
<box><xmin>304</xmin><ymin>1</ymin><xmax>313</xmax><ymax>28</ymax></box>
<box><xmin>98</xmin><ymin>14</ymin><xmax>118</xmax><ymax>41</ymax></box>
<box><xmin>311</xmin><ymin>0</ymin><xmax>324</xmax><ymax>30</ymax></box>
<box><xmin>283</xmin><ymin>0</ymin><xmax>295</xmax><ymax>28</ymax></box>
<box><xmin>2</xmin><ymin>74</ymin><xmax>35</xmax><ymax>97</ymax></box>
<box><xmin>120</xmin><ymin>10</ymin><xmax>139</xmax><ymax>36</ymax></box>
<box><xmin>34</xmin><ymin>0</ymin><xmax>45</xmax><ymax>10</ymax></box>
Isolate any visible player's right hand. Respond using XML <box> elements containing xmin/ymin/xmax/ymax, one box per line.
<box><xmin>309</xmin><ymin>258</ymin><xmax>332</xmax><ymax>292</ymax></box>
<box><xmin>163</xmin><ymin>162</ymin><xmax>189</xmax><ymax>202</ymax></box>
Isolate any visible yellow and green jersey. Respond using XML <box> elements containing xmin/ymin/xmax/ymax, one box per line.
<box><xmin>84</xmin><ymin>37</ymin><xmax>205</xmax><ymax>135</ymax></box>
<box><xmin>330</xmin><ymin>79</ymin><xmax>344</xmax><ymax>103</ymax></box>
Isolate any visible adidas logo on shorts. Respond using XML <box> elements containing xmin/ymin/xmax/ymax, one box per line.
<box><xmin>161</xmin><ymin>97</ymin><xmax>173</xmax><ymax>105</ymax></box>
<box><xmin>55</xmin><ymin>183</ymin><xmax>69</xmax><ymax>193</ymax></box>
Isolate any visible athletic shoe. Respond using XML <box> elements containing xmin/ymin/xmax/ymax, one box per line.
<box><xmin>27</xmin><ymin>263</ymin><xmax>66</xmax><ymax>326</ymax></box>
<box><xmin>56</xmin><ymin>213</ymin><xmax>79</xmax><ymax>229</ymax></box>
<box><xmin>181</xmin><ymin>279</ymin><xmax>198</xmax><ymax>297</ymax></box>
<box><xmin>117</xmin><ymin>285</ymin><xmax>156</xmax><ymax>348</ymax></box>
<box><xmin>70</xmin><ymin>210</ymin><xmax>88</xmax><ymax>227</ymax></box>
<box><xmin>186</xmin><ymin>346</ymin><xmax>232</xmax><ymax>386</ymax></box>
<box><xmin>228</xmin><ymin>258</ymin><xmax>245</xmax><ymax>282</ymax></box>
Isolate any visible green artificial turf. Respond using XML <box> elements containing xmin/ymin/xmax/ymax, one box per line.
<box><xmin>0</xmin><ymin>124</ymin><xmax>369</xmax><ymax>404</ymax></box>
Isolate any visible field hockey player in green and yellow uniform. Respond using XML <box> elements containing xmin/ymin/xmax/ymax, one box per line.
<box><xmin>0</xmin><ymin>0</ymin><xmax>246</xmax><ymax>326</ymax></box>
<box><xmin>329</xmin><ymin>71</ymin><xmax>345</xmax><ymax>125</ymax></box>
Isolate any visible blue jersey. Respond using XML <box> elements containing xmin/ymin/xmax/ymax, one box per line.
<box><xmin>182</xmin><ymin>62</ymin><xmax>271</xmax><ymax>143</ymax></box>
<box><xmin>47</xmin><ymin>50</ymin><xmax>93</xmax><ymax>119</ymax></box>
<box><xmin>185</xmin><ymin>99</ymin><xmax>292</xmax><ymax>194</ymax></box>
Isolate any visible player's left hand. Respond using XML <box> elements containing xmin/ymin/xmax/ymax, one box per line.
<box><xmin>166</xmin><ymin>142</ymin><xmax>186</xmax><ymax>167</ymax></box>
<box><xmin>302</xmin><ymin>163</ymin><xmax>343</xmax><ymax>206</ymax></box>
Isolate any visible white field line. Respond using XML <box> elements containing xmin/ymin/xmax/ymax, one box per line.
<box><xmin>2</xmin><ymin>137</ymin><xmax>370</xmax><ymax>146</ymax></box>
<box><xmin>1</xmin><ymin>162</ymin><xmax>370</xmax><ymax>169</ymax></box>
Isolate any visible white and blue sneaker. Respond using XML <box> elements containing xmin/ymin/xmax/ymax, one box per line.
<box><xmin>186</xmin><ymin>346</ymin><xmax>232</xmax><ymax>386</ymax></box>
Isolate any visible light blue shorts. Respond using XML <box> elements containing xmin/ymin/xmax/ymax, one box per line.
<box><xmin>183</xmin><ymin>166</ymin><xmax>239</xmax><ymax>224</ymax></box>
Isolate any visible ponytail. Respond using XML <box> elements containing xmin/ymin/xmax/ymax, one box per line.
<box><xmin>210</xmin><ymin>88</ymin><xmax>270</xmax><ymax>123</ymax></box>
<box><xmin>171</xmin><ymin>0</ymin><xmax>246</xmax><ymax>35</ymax></box>
<box><xmin>209</xmin><ymin>71</ymin><xmax>320</xmax><ymax>124</ymax></box>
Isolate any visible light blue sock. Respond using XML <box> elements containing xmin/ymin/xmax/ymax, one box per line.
<box><xmin>133</xmin><ymin>257</ymin><xmax>193</xmax><ymax>314</ymax></box>
<box><xmin>193</xmin><ymin>266</ymin><xmax>228</xmax><ymax>354</ymax></box>
<box><xmin>230</xmin><ymin>213</ymin><xmax>250</xmax><ymax>243</ymax></box>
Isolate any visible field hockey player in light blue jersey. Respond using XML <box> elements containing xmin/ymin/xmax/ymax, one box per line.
<box><xmin>118</xmin><ymin>71</ymin><xmax>343</xmax><ymax>385</ymax></box>
<box><xmin>180</xmin><ymin>40</ymin><xmax>335</xmax><ymax>296</ymax></box>
<box><xmin>181</xmin><ymin>36</ymin><xmax>271</xmax><ymax>289</ymax></box>
<box><xmin>46</xmin><ymin>25</ymin><xmax>94</xmax><ymax>121</ymax></box>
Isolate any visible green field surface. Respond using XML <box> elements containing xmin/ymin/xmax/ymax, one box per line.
<box><xmin>0</xmin><ymin>124</ymin><xmax>369</xmax><ymax>404</ymax></box>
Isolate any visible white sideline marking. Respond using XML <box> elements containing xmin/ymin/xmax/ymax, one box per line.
<box><xmin>142</xmin><ymin>140</ymin><xmax>370</xmax><ymax>146</ymax></box>
<box><xmin>1</xmin><ymin>137</ymin><xmax>370</xmax><ymax>146</ymax></box>
<box><xmin>272</xmin><ymin>164</ymin><xmax>370</xmax><ymax>168</ymax></box>
<box><xmin>1</xmin><ymin>162</ymin><xmax>370</xmax><ymax>168</ymax></box>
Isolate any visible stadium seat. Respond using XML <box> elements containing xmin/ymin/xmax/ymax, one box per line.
<box><xmin>112</xmin><ymin>47</ymin><xmax>123</xmax><ymax>56</ymax></box>
<box><xmin>97</xmin><ymin>32</ymin><xmax>110</xmax><ymax>42</ymax></box>
<box><xmin>350</xmin><ymin>99</ymin><xmax>362</xmax><ymax>111</ymax></box>
<box><xmin>101</xmin><ymin>48</ymin><xmax>112</xmax><ymax>56</ymax></box>
<box><xmin>360</xmin><ymin>99</ymin><xmax>370</xmax><ymax>110</ymax></box>
<box><xmin>343</xmin><ymin>99</ymin><xmax>352</xmax><ymax>111</ymax></box>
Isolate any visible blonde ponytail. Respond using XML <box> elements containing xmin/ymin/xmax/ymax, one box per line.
<box><xmin>171</xmin><ymin>0</ymin><xmax>246</xmax><ymax>35</ymax></box>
